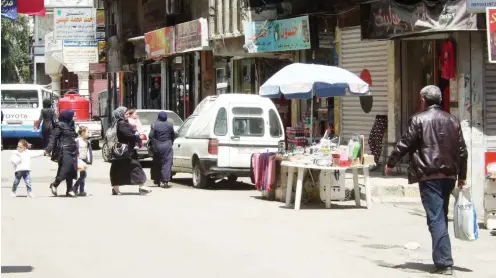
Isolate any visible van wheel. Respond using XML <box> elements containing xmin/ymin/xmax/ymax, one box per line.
<box><xmin>227</xmin><ymin>174</ymin><xmax>238</xmax><ymax>183</ymax></box>
<box><xmin>192</xmin><ymin>162</ymin><xmax>208</xmax><ymax>189</ymax></box>
<box><xmin>102</xmin><ymin>141</ymin><xmax>111</xmax><ymax>162</ymax></box>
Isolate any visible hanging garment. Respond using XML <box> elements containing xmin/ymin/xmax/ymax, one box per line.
<box><xmin>368</xmin><ymin>115</ymin><xmax>388</xmax><ymax>164</ymax></box>
<box><xmin>442</xmin><ymin>86</ymin><xmax>450</xmax><ymax>112</ymax></box>
<box><xmin>441</xmin><ymin>40</ymin><xmax>456</xmax><ymax>80</ymax></box>
<box><xmin>265</xmin><ymin>155</ymin><xmax>277</xmax><ymax>191</ymax></box>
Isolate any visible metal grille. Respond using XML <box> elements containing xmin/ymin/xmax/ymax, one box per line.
<box><xmin>485</xmin><ymin>41</ymin><xmax>496</xmax><ymax>148</ymax></box>
<box><xmin>339</xmin><ymin>26</ymin><xmax>389</xmax><ymax>153</ymax></box>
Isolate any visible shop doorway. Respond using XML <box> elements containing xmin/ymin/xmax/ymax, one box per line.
<box><xmin>400</xmin><ymin>39</ymin><xmax>454</xmax><ymax>134</ymax></box>
<box><xmin>168</xmin><ymin>54</ymin><xmax>195</xmax><ymax>120</ymax></box>
<box><xmin>143</xmin><ymin>61</ymin><xmax>162</xmax><ymax>109</ymax></box>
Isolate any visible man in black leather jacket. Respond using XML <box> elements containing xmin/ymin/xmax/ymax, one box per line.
<box><xmin>386</xmin><ymin>85</ymin><xmax>468</xmax><ymax>276</ymax></box>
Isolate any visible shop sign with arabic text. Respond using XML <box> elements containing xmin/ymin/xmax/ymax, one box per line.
<box><xmin>1</xmin><ymin>0</ymin><xmax>17</xmax><ymax>20</ymax></box>
<box><xmin>144</xmin><ymin>26</ymin><xmax>175</xmax><ymax>59</ymax></box>
<box><xmin>54</xmin><ymin>8</ymin><xmax>96</xmax><ymax>40</ymax></box>
<box><xmin>361</xmin><ymin>0</ymin><xmax>477</xmax><ymax>40</ymax></box>
<box><xmin>244</xmin><ymin>15</ymin><xmax>311</xmax><ymax>53</ymax></box>
<box><xmin>175</xmin><ymin>18</ymin><xmax>209</xmax><ymax>53</ymax></box>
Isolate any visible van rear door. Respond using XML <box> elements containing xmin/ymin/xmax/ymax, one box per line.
<box><xmin>228</xmin><ymin>105</ymin><xmax>282</xmax><ymax>168</ymax></box>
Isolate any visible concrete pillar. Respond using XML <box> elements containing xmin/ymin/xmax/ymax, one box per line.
<box><xmin>76</xmin><ymin>72</ymin><xmax>90</xmax><ymax>97</ymax></box>
<box><xmin>50</xmin><ymin>73</ymin><xmax>62</xmax><ymax>96</ymax></box>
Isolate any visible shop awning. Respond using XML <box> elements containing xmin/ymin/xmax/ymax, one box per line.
<box><xmin>18</xmin><ymin>0</ymin><xmax>45</xmax><ymax>16</ymax></box>
<box><xmin>360</xmin><ymin>0</ymin><xmax>478</xmax><ymax>40</ymax></box>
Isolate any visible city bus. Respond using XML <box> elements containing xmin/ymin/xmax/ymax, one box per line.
<box><xmin>1</xmin><ymin>84</ymin><xmax>59</xmax><ymax>144</ymax></box>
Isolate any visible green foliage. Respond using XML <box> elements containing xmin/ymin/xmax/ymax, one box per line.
<box><xmin>1</xmin><ymin>15</ymin><xmax>32</xmax><ymax>83</ymax></box>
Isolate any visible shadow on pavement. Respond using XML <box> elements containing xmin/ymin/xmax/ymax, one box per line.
<box><xmin>375</xmin><ymin>261</ymin><xmax>473</xmax><ymax>273</ymax></box>
<box><xmin>171</xmin><ymin>178</ymin><xmax>255</xmax><ymax>191</ymax></box>
<box><xmin>1</xmin><ymin>266</ymin><xmax>34</xmax><ymax>273</ymax></box>
<box><xmin>277</xmin><ymin>202</ymin><xmax>367</xmax><ymax>210</ymax></box>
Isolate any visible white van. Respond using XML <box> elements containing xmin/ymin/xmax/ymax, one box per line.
<box><xmin>172</xmin><ymin>94</ymin><xmax>285</xmax><ymax>188</ymax></box>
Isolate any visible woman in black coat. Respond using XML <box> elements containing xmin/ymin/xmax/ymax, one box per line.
<box><xmin>37</xmin><ymin>99</ymin><xmax>57</xmax><ymax>148</ymax></box>
<box><xmin>149</xmin><ymin>111</ymin><xmax>175</xmax><ymax>188</ymax></box>
<box><xmin>45</xmin><ymin>109</ymin><xmax>78</xmax><ymax>197</ymax></box>
<box><xmin>109</xmin><ymin>106</ymin><xmax>151</xmax><ymax>195</ymax></box>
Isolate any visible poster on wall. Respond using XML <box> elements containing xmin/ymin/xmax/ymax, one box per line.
<box><xmin>468</xmin><ymin>0</ymin><xmax>496</xmax><ymax>13</ymax></box>
<box><xmin>54</xmin><ymin>8</ymin><xmax>96</xmax><ymax>40</ymax></box>
<box><xmin>487</xmin><ymin>7</ymin><xmax>496</xmax><ymax>63</ymax></box>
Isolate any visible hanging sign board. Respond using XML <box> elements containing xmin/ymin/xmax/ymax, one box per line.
<box><xmin>1</xmin><ymin>0</ymin><xmax>17</xmax><ymax>20</ymax></box>
<box><xmin>45</xmin><ymin>0</ymin><xmax>93</xmax><ymax>7</ymax></box>
<box><xmin>487</xmin><ymin>7</ymin><xmax>496</xmax><ymax>63</ymax></box>
<box><xmin>175</xmin><ymin>18</ymin><xmax>209</xmax><ymax>52</ymax></box>
<box><xmin>63</xmin><ymin>40</ymin><xmax>98</xmax><ymax>64</ymax></box>
<box><xmin>54</xmin><ymin>8</ymin><xmax>96</xmax><ymax>40</ymax></box>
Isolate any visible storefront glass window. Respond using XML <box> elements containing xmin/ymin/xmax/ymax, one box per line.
<box><xmin>144</xmin><ymin>62</ymin><xmax>161</xmax><ymax>109</ymax></box>
<box><xmin>169</xmin><ymin>54</ymin><xmax>195</xmax><ymax>120</ymax></box>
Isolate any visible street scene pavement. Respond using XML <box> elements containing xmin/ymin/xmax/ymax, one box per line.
<box><xmin>2</xmin><ymin>149</ymin><xmax>496</xmax><ymax>278</ymax></box>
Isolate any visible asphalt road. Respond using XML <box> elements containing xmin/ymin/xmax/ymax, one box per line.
<box><xmin>2</xmin><ymin>150</ymin><xmax>496</xmax><ymax>278</ymax></box>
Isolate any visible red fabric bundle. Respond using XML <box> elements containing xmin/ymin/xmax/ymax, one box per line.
<box><xmin>441</xmin><ymin>40</ymin><xmax>456</xmax><ymax>80</ymax></box>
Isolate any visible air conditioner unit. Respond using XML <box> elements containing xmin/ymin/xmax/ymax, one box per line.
<box><xmin>166</xmin><ymin>0</ymin><xmax>181</xmax><ymax>15</ymax></box>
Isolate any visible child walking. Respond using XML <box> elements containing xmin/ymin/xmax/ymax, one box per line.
<box><xmin>10</xmin><ymin>139</ymin><xmax>45</xmax><ymax>198</ymax></box>
<box><xmin>126</xmin><ymin>108</ymin><xmax>143</xmax><ymax>150</ymax></box>
<box><xmin>74</xmin><ymin>126</ymin><xmax>93</xmax><ymax>196</ymax></box>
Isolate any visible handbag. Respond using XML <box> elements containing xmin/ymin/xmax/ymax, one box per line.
<box><xmin>111</xmin><ymin>142</ymin><xmax>131</xmax><ymax>160</ymax></box>
<box><xmin>50</xmin><ymin>139</ymin><xmax>60</xmax><ymax>162</ymax></box>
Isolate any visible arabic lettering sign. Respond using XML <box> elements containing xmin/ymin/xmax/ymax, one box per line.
<box><xmin>486</xmin><ymin>8</ymin><xmax>496</xmax><ymax>63</ymax></box>
<box><xmin>46</xmin><ymin>0</ymin><xmax>93</xmax><ymax>7</ymax></box>
<box><xmin>63</xmin><ymin>40</ymin><xmax>98</xmax><ymax>64</ymax></box>
<box><xmin>244</xmin><ymin>16</ymin><xmax>311</xmax><ymax>53</ymax></box>
<box><xmin>468</xmin><ymin>0</ymin><xmax>496</xmax><ymax>13</ymax></box>
<box><xmin>144</xmin><ymin>27</ymin><xmax>175</xmax><ymax>59</ymax></box>
<box><xmin>89</xmin><ymin>63</ymin><xmax>105</xmax><ymax>74</ymax></box>
<box><xmin>175</xmin><ymin>18</ymin><xmax>209</xmax><ymax>53</ymax></box>
<box><xmin>1</xmin><ymin>0</ymin><xmax>17</xmax><ymax>20</ymax></box>
<box><xmin>54</xmin><ymin>8</ymin><xmax>96</xmax><ymax>40</ymax></box>
<box><xmin>361</xmin><ymin>0</ymin><xmax>477</xmax><ymax>39</ymax></box>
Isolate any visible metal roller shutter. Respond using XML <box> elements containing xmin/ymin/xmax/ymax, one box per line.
<box><xmin>485</xmin><ymin>45</ymin><xmax>496</xmax><ymax>148</ymax></box>
<box><xmin>339</xmin><ymin>26</ymin><xmax>389</xmax><ymax>152</ymax></box>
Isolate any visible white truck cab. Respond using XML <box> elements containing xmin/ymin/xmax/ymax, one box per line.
<box><xmin>172</xmin><ymin>94</ymin><xmax>285</xmax><ymax>188</ymax></box>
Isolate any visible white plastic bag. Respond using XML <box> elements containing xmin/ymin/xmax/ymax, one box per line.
<box><xmin>453</xmin><ymin>187</ymin><xmax>479</xmax><ymax>241</ymax></box>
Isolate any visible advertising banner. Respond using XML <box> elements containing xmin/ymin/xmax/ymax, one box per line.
<box><xmin>54</xmin><ymin>8</ymin><xmax>96</xmax><ymax>40</ymax></box>
<box><xmin>144</xmin><ymin>26</ymin><xmax>175</xmax><ymax>59</ymax></box>
<box><xmin>244</xmin><ymin>16</ymin><xmax>311</xmax><ymax>53</ymax></box>
<box><xmin>98</xmin><ymin>41</ymin><xmax>106</xmax><ymax>62</ymax></box>
<box><xmin>89</xmin><ymin>63</ymin><xmax>106</xmax><ymax>74</ymax></box>
<box><xmin>1</xmin><ymin>0</ymin><xmax>17</xmax><ymax>20</ymax></box>
<box><xmin>63</xmin><ymin>40</ymin><xmax>98</xmax><ymax>64</ymax></box>
<box><xmin>361</xmin><ymin>0</ymin><xmax>478</xmax><ymax>39</ymax></box>
<box><xmin>175</xmin><ymin>18</ymin><xmax>209</xmax><ymax>52</ymax></box>
<box><xmin>96</xmin><ymin>9</ymin><xmax>104</xmax><ymax>28</ymax></box>
<box><xmin>487</xmin><ymin>7</ymin><xmax>496</xmax><ymax>63</ymax></box>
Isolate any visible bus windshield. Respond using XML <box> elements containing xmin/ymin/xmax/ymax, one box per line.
<box><xmin>1</xmin><ymin>90</ymin><xmax>40</xmax><ymax>109</ymax></box>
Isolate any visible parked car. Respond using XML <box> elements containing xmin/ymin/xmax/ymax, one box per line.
<box><xmin>102</xmin><ymin>109</ymin><xmax>183</xmax><ymax>162</ymax></box>
<box><xmin>172</xmin><ymin>94</ymin><xmax>285</xmax><ymax>188</ymax></box>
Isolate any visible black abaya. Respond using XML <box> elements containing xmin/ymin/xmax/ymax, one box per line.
<box><xmin>109</xmin><ymin>120</ymin><xmax>147</xmax><ymax>186</ymax></box>
<box><xmin>149</xmin><ymin>120</ymin><xmax>175</xmax><ymax>184</ymax></box>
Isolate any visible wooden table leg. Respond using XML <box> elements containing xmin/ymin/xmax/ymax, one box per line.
<box><xmin>294</xmin><ymin>167</ymin><xmax>305</xmax><ymax>210</ymax></box>
<box><xmin>285</xmin><ymin>166</ymin><xmax>295</xmax><ymax>208</ymax></box>
<box><xmin>353</xmin><ymin>168</ymin><xmax>360</xmax><ymax>207</ymax></box>
<box><xmin>363</xmin><ymin>167</ymin><xmax>372</xmax><ymax>209</ymax></box>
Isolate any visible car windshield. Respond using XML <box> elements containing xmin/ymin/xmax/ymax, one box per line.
<box><xmin>136</xmin><ymin>111</ymin><xmax>183</xmax><ymax>126</ymax></box>
<box><xmin>1</xmin><ymin>90</ymin><xmax>40</xmax><ymax>108</ymax></box>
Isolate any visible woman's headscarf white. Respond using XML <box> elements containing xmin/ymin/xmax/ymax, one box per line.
<box><xmin>111</xmin><ymin>106</ymin><xmax>127</xmax><ymax>128</ymax></box>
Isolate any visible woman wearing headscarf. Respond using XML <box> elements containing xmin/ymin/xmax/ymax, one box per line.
<box><xmin>45</xmin><ymin>109</ymin><xmax>78</xmax><ymax>197</ymax></box>
<box><xmin>37</xmin><ymin>99</ymin><xmax>58</xmax><ymax>148</ymax></box>
<box><xmin>109</xmin><ymin>106</ymin><xmax>151</xmax><ymax>195</ymax></box>
<box><xmin>149</xmin><ymin>111</ymin><xmax>175</xmax><ymax>188</ymax></box>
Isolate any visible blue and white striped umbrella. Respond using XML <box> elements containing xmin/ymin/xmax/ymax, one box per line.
<box><xmin>259</xmin><ymin>63</ymin><xmax>370</xmax><ymax>99</ymax></box>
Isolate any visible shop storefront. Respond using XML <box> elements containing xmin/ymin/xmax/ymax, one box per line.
<box><xmin>142</xmin><ymin>18</ymin><xmax>211</xmax><ymax>119</ymax></box>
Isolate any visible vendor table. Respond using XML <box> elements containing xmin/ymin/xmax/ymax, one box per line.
<box><xmin>281</xmin><ymin>161</ymin><xmax>372</xmax><ymax>210</ymax></box>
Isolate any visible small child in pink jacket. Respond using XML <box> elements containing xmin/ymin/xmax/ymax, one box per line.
<box><xmin>126</xmin><ymin>109</ymin><xmax>143</xmax><ymax>150</ymax></box>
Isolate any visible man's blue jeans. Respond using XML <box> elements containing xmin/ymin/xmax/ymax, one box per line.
<box><xmin>13</xmin><ymin>171</ymin><xmax>32</xmax><ymax>192</ymax></box>
<box><xmin>419</xmin><ymin>178</ymin><xmax>455</xmax><ymax>268</ymax></box>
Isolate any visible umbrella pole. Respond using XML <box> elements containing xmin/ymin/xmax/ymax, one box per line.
<box><xmin>309</xmin><ymin>92</ymin><xmax>314</xmax><ymax>145</ymax></box>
